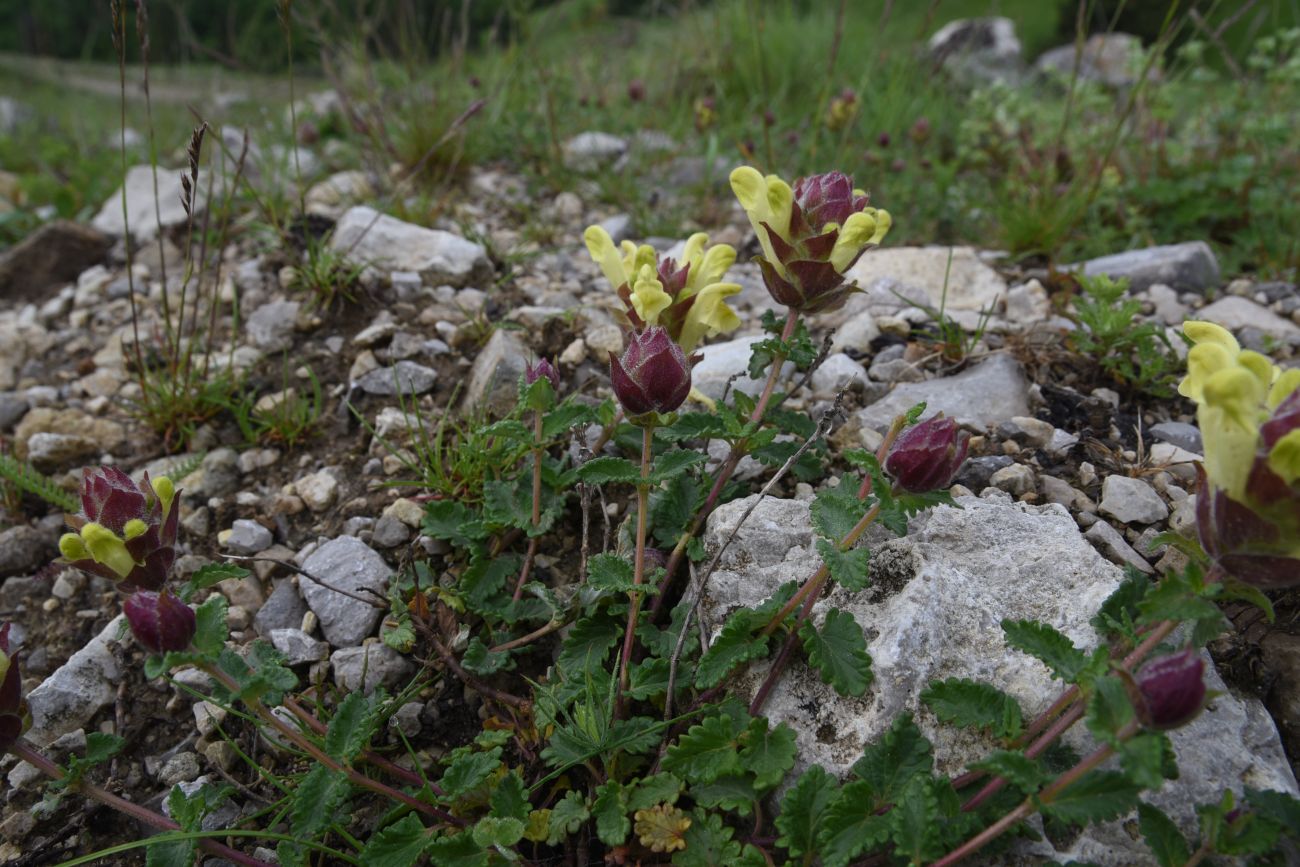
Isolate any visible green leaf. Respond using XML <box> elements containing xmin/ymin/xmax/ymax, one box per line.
<box><xmin>889</xmin><ymin>775</ymin><xmax>943</xmax><ymax>863</ymax></box>
<box><xmin>422</xmin><ymin>501</ymin><xmax>487</xmax><ymax>549</ymax></box>
<box><xmin>661</xmin><ymin>713</ymin><xmax>745</xmax><ymax>784</ymax></box>
<box><xmin>800</xmin><ymin>608</ymin><xmax>873</xmax><ymax>697</ymax></box>
<box><xmin>1138</xmin><ymin>802</ymin><xmax>1191</xmax><ymax>867</ymax></box>
<box><xmin>1001</xmin><ymin>619</ymin><xmax>1089</xmax><ymax>683</ymax></box>
<box><xmin>292</xmin><ymin>765</ymin><xmax>351</xmax><ymax>838</ymax></box>
<box><xmin>85</xmin><ymin>731</ymin><xmax>126</xmax><ymax>764</ymax></box>
<box><xmin>577</xmin><ymin>456</ymin><xmax>640</xmax><ymax>485</ymax></box>
<box><xmin>690</xmin><ymin>775</ymin><xmax>758</xmax><ymax>815</ymax></box>
<box><xmin>219</xmin><ymin>641</ymin><xmax>298</xmax><ymax>706</ymax></box>
<box><xmin>739</xmin><ymin>718</ymin><xmax>798</xmax><ymax>790</ymax></box>
<box><xmin>588</xmin><ymin>553</ymin><xmax>639</xmax><ymax>594</ymax></box>
<box><xmin>191</xmin><ymin>594</ymin><xmax>229</xmax><ymax>658</ymax></box>
<box><xmin>542</xmin><ymin>401</ymin><xmax>596</xmax><ymax>439</ymax></box>
<box><xmin>694</xmin><ymin>608</ymin><xmax>771</xmax><ymax>689</ymax></box>
<box><xmin>775</xmin><ymin>764</ymin><xmax>838</xmax><ymax>858</ymax></box>
<box><xmin>591</xmin><ymin>781</ymin><xmax>630</xmax><ymax>846</ymax></box>
<box><xmin>673</xmin><ymin>810</ymin><xmax>745</xmax><ymax>867</ymax></box>
<box><xmin>324</xmin><ymin>691</ymin><xmax>377</xmax><ymax>763</ymax></box>
<box><xmin>462</xmin><ymin>638</ymin><xmax>513</xmax><ymax>676</ymax></box>
<box><xmin>608</xmin><ymin>716</ymin><xmax>662</xmax><ymax>755</ymax></box>
<box><xmin>969</xmin><ymin>751</ymin><xmax>1046</xmax><ymax>794</ymax></box>
<box><xmin>1086</xmin><ymin>677</ymin><xmax>1136</xmax><ymax>748</ymax></box>
<box><xmin>1246</xmin><ymin>787</ymin><xmax>1300</xmax><ymax>833</ymax></box>
<box><xmin>1091</xmin><ymin>569</ymin><xmax>1151</xmax><ymax>641</ymax></box>
<box><xmin>816</xmin><ymin>538</ymin><xmax>872</xmax><ymax>591</ymax></box>
<box><xmin>661</xmin><ymin>412</ymin><xmax>731</xmax><ymax>442</ymax></box>
<box><xmin>546</xmin><ymin>791</ymin><xmax>590</xmax><ymax>846</ymax></box>
<box><xmin>817</xmin><ymin>781</ymin><xmax>891</xmax><ymax>867</ymax></box>
<box><xmin>650</xmin><ymin>448</ymin><xmax>707</xmax><ymax>484</ymax></box>
<box><xmin>650</xmin><ymin>472</ymin><xmax>700</xmax><ymax>548</ymax></box>
<box><xmin>921</xmin><ymin>678</ymin><xmax>1023</xmax><ymax>739</ymax></box>
<box><xmin>1041</xmin><ymin>770</ymin><xmax>1141</xmax><ymax>825</ymax></box>
<box><xmin>557</xmin><ymin>615</ymin><xmax>621</xmax><ymax>674</ymax></box>
<box><xmin>361</xmin><ymin>814</ymin><xmax>433</xmax><ymax>867</ymax></box>
<box><xmin>461</xmin><ymin>553</ymin><xmax>520</xmax><ymax>614</ymax></box>
<box><xmin>1120</xmin><ymin>733</ymin><xmax>1175</xmax><ymax>790</ymax></box>
<box><xmin>628</xmin><ymin>656</ymin><xmax>671</xmax><ymax>700</ymax></box>
<box><xmin>439</xmin><ymin>748</ymin><xmax>503</xmax><ymax>801</ymax></box>
<box><xmin>851</xmin><ymin>713</ymin><xmax>933</xmax><ymax>804</ymax></box>
<box><xmin>810</xmin><ymin>477</ymin><xmax>870</xmax><ymax>541</ymax></box>
<box><xmin>180</xmin><ymin>562</ymin><xmax>249</xmax><ymax>602</ymax></box>
<box><xmin>1137</xmin><ymin>572</ymin><xmax>1223</xmax><ymax>625</ymax></box>
<box><xmin>472</xmin><ymin>816</ymin><xmax>525</xmax><ymax>849</ymax></box>
<box><xmin>488</xmin><ymin>774</ymin><xmax>527</xmax><ymax>821</ymax></box>
<box><xmin>424</xmin><ymin>831</ymin><xmax>489</xmax><ymax>867</ymax></box>
<box><xmin>146</xmin><ymin>837</ymin><xmax>195</xmax><ymax>867</ymax></box>
<box><xmin>627</xmin><ymin>774</ymin><xmax>683</xmax><ymax>811</ymax></box>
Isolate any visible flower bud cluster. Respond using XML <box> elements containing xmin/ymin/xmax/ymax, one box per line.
<box><xmin>884</xmin><ymin>414</ymin><xmax>970</xmax><ymax>493</ymax></box>
<box><xmin>60</xmin><ymin>467</ymin><xmax>195</xmax><ymax>652</ymax></box>
<box><xmin>0</xmin><ymin>624</ymin><xmax>31</xmax><ymax>751</ymax></box>
<box><xmin>1179</xmin><ymin>321</ymin><xmax>1300</xmax><ymax>588</ymax></box>
<box><xmin>730</xmin><ymin>167</ymin><xmax>891</xmax><ymax>314</ymax></box>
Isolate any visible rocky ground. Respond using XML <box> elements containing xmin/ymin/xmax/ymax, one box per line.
<box><xmin>0</xmin><ymin>128</ymin><xmax>1299</xmax><ymax>863</ymax></box>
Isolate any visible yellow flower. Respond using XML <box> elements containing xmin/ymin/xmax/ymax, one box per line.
<box><xmin>730</xmin><ymin>166</ymin><xmax>793</xmax><ymax>275</ymax></box>
<box><xmin>630</xmin><ymin>263</ymin><xmax>672</xmax><ymax>326</ymax></box>
<box><xmin>679</xmin><ymin>281</ymin><xmax>742</xmax><ymax>351</ymax></box>
<box><xmin>79</xmin><ymin>522</ymin><xmax>137</xmax><ymax>580</ymax></box>
<box><xmin>583</xmin><ymin>225</ymin><xmax>657</xmax><ymax>294</ymax></box>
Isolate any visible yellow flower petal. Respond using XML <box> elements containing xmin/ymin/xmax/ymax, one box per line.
<box><xmin>729</xmin><ymin>166</ymin><xmax>791</xmax><ymax>276</ymax></box>
<box><xmin>583</xmin><ymin>225</ymin><xmax>628</xmax><ymax>291</ymax></box>
<box><xmin>687</xmin><ymin>386</ymin><xmax>716</xmax><ymax>411</ymax></box>
<box><xmin>153</xmin><ymin>475</ymin><xmax>175</xmax><ymax>514</ymax></box>
<box><xmin>1269</xmin><ymin>429</ymin><xmax>1300</xmax><ymax>486</ymax></box>
<box><xmin>1199</xmin><ymin>366</ymin><xmax>1267</xmax><ymax>500</ymax></box>
<box><xmin>765</xmin><ymin>175</ymin><xmax>793</xmax><ymax>242</ymax></box>
<box><xmin>1183</xmin><ymin>320</ymin><xmax>1239</xmax><ymax>352</ymax></box>
<box><xmin>729</xmin><ymin>166</ymin><xmax>767</xmax><ymax>211</ymax></box>
<box><xmin>123</xmin><ymin>519</ymin><xmax>148</xmax><ymax>541</ymax></box>
<box><xmin>688</xmin><ymin>244</ymin><xmax>736</xmax><ymax>294</ymax></box>
<box><xmin>867</xmin><ymin>208</ymin><xmax>892</xmax><ymax>244</ymax></box>
<box><xmin>59</xmin><ymin>532</ymin><xmax>89</xmax><ymax>561</ymax></box>
<box><xmin>681</xmin><ymin>232</ymin><xmax>709</xmax><ymax>269</ymax></box>
<box><xmin>80</xmin><ymin>522</ymin><xmax>136</xmax><ymax>580</ymax></box>
<box><xmin>1179</xmin><ymin>342</ymin><xmax>1235</xmax><ymax>402</ymax></box>
<box><xmin>1238</xmin><ymin>350</ymin><xmax>1278</xmax><ymax>391</ymax></box>
<box><xmin>829</xmin><ymin>211</ymin><xmax>879</xmax><ymax>273</ymax></box>
<box><xmin>679</xmin><ymin>282</ymin><xmax>742</xmax><ymax>351</ymax></box>
<box><xmin>1268</xmin><ymin>369</ymin><xmax>1300</xmax><ymax>409</ymax></box>
<box><xmin>630</xmin><ymin>265</ymin><xmax>672</xmax><ymax>326</ymax></box>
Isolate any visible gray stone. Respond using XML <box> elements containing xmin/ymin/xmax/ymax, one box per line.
<box><xmin>1098</xmin><ymin>475</ymin><xmax>1168</xmax><ymax>525</ymax></box>
<box><xmin>255</xmin><ymin>578</ymin><xmax>309</xmax><ymax>637</ymax></box>
<box><xmin>26</xmin><ymin>616</ymin><xmax>124</xmax><ymax>747</ymax></box>
<box><xmin>598</xmin><ymin>214</ymin><xmax>633</xmax><ymax>244</ymax></box>
<box><xmin>355</xmin><ymin>360</ymin><xmax>438</xmax><ymax>396</ymax></box>
<box><xmin>809</xmin><ymin>353</ymin><xmax>868</xmax><ymax>397</ymax></box>
<box><xmin>1195</xmin><ymin>296</ymin><xmax>1300</xmax><ymax>340</ymax></box>
<box><xmin>330</xmin><ymin>206</ymin><xmax>490</xmax><ymax>288</ymax></box>
<box><xmin>389</xmin><ymin>701</ymin><xmax>423</xmax><ymax>738</ymax></box>
<box><xmin>223</xmin><ymin>519</ymin><xmax>272</xmax><ymax>555</ymax></box>
<box><xmin>1084</xmin><ymin>519</ymin><xmax>1154</xmax><ymax>574</ymax></box>
<box><xmin>692</xmin><ymin>336</ymin><xmax>795</xmax><ymax>402</ymax></box>
<box><xmin>461</xmin><ymin>329</ymin><xmax>528</xmax><ymax>416</ymax></box>
<box><xmin>246</xmin><ymin>300</ymin><xmax>300</xmax><ymax>352</ymax></box>
<box><xmin>989</xmin><ymin>463</ymin><xmax>1035</xmax><ymax>496</ymax></box>
<box><xmin>1005</xmin><ymin>415</ymin><xmax>1055</xmax><ymax>448</ymax></box>
<box><xmin>188</xmin><ymin>448</ymin><xmax>240</xmax><ymax>500</ymax></box>
<box><xmin>701</xmin><ymin>496</ymin><xmax>1296</xmax><ymax>863</ymax></box>
<box><xmin>0</xmin><ymin>221</ymin><xmax>112</xmax><ymax>305</ymax></box>
<box><xmin>0</xmin><ymin>524</ymin><xmax>57</xmax><ymax>578</ymax></box>
<box><xmin>1003</xmin><ymin>279</ymin><xmax>1050</xmax><ymax>322</ymax></box>
<box><xmin>24</xmin><ymin>432</ymin><xmax>97</xmax><ymax>469</ymax></box>
<box><xmin>0</xmin><ymin>392</ymin><xmax>28</xmax><ymax>430</ymax></box>
<box><xmin>927</xmin><ymin>17</ymin><xmax>1024</xmax><ymax>85</ymax></box>
<box><xmin>956</xmin><ymin>455</ymin><xmax>1012</xmax><ymax>491</ymax></box>
<box><xmin>299</xmin><ymin>536</ymin><xmax>391</xmax><ymax>647</ymax></box>
<box><xmin>1146</xmin><ymin>283</ymin><xmax>1189</xmax><ymax>326</ymax></box>
<box><xmin>91</xmin><ymin>165</ymin><xmax>202</xmax><ymax>242</ymax></box>
<box><xmin>304</xmin><ymin>170</ymin><xmax>375</xmax><ymax>218</ymax></box>
<box><xmin>1036</xmin><ymin>33</ymin><xmax>1145</xmax><ymax>87</ymax></box>
<box><xmin>14</xmin><ymin>408</ymin><xmax>126</xmax><ymax>461</ymax></box>
<box><xmin>562</xmin><ymin>131</ymin><xmax>628</xmax><ymax>171</ymax></box>
<box><xmin>1078</xmin><ymin>242</ymin><xmax>1220</xmax><ymax>293</ymax></box>
<box><xmin>829</xmin><ymin>310</ymin><xmax>879</xmax><ymax>354</ymax></box>
<box><xmin>296</xmin><ymin>470</ymin><xmax>338</xmax><ymax>513</ymax></box>
<box><xmin>846</xmin><ymin>246</ymin><xmax>1006</xmax><ymax>313</ymax></box>
<box><xmin>372</xmin><ymin>515</ymin><xmax>411</xmax><ymax>549</ymax></box>
<box><xmin>270</xmin><ymin>628</ymin><xmax>330</xmax><ymax>664</ymax></box>
<box><xmin>1150</xmin><ymin>421</ymin><xmax>1202</xmax><ymax>453</ymax></box>
<box><xmin>331</xmin><ymin>643</ymin><xmax>414</xmax><ymax>694</ymax></box>
<box><xmin>855</xmin><ymin>353</ymin><xmax>1030</xmax><ymax>433</ymax></box>
<box><xmin>159</xmin><ymin>752</ymin><xmax>202</xmax><ymax>786</ymax></box>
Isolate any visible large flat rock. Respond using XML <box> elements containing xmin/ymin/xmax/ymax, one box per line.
<box><xmin>854</xmin><ymin>353</ymin><xmax>1029</xmax><ymax>432</ymax></box>
<box><xmin>329</xmin><ymin>206</ymin><xmax>490</xmax><ymax>288</ymax></box>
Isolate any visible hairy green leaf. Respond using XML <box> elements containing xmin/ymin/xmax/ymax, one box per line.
<box><xmin>740</xmin><ymin>717</ymin><xmax>797</xmax><ymax>790</ymax></box>
<box><xmin>661</xmin><ymin>713</ymin><xmax>745</xmax><ymax>784</ymax></box>
<box><xmin>292</xmin><ymin>765</ymin><xmax>351</xmax><ymax>838</ymax></box>
<box><xmin>439</xmin><ymin>748</ymin><xmax>503</xmax><ymax>801</ymax></box>
<box><xmin>546</xmin><ymin>791</ymin><xmax>590</xmax><ymax>846</ymax></box>
<box><xmin>324</xmin><ymin>691</ymin><xmax>377</xmax><ymax>763</ymax></box>
<box><xmin>800</xmin><ymin>608</ymin><xmax>873</xmax><ymax>697</ymax></box>
<box><xmin>775</xmin><ymin>764</ymin><xmax>838</xmax><ymax>858</ymax></box>
<box><xmin>651</xmin><ymin>448</ymin><xmax>707</xmax><ymax>484</ymax></box>
<box><xmin>817</xmin><ymin>781</ymin><xmax>891</xmax><ymax>867</ymax></box>
<box><xmin>1138</xmin><ymin>802</ymin><xmax>1191</xmax><ymax>867</ymax></box>
<box><xmin>576</xmin><ymin>456</ymin><xmax>640</xmax><ymax>485</ymax></box>
<box><xmin>691</xmin><ymin>775</ymin><xmax>758</xmax><ymax>815</ymax></box>
<box><xmin>816</xmin><ymin>538</ymin><xmax>872</xmax><ymax>591</ymax></box>
<box><xmin>462</xmin><ymin>637</ymin><xmax>513</xmax><ymax>676</ymax></box>
<box><xmin>424</xmin><ymin>831</ymin><xmax>489</xmax><ymax>867</ymax></box>
<box><xmin>588</xmin><ymin>553</ymin><xmax>639</xmax><ymax>594</ymax></box>
<box><xmin>1041</xmin><ymin>770</ymin><xmax>1141</xmax><ymax>825</ymax></box>
<box><xmin>192</xmin><ymin>594</ymin><xmax>229</xmax><ymax>657</ymax></box>
<box><xmin>890</xmin><ymin>775</ymin><xmax>943</xmax><ymax>863</ymax></box>
<box><xmin>851</xmin><ymin>713</ymin><xmax>933</xmax><ymax>804</ymax></box>
<box><xmin>1001</xmin><ymin>618</ymin><xmax>1089</xmax><ymax>683</ymax></box>
<box><xmin>1086</xmin><ymin>677</ymin><xmax>1136</xmax><ymax>747</ymax></box>
<box><xmin>921</xmin><ymin>678</ymin><xmax>1023</xmax><ymax>739</ymax></box>
<box><xmin>969</xmin><ymin>751</ymin><xmax>1046</xmax><ymax>794</ymax></box>
<box><xmin>180</xmin><ymin>562</ymin><xmax>249</xmax><ymax>603</ymax></box>
<box><xmin>627</xmin><ymin>773</ymin><xmax>684</xmax><ymax>811</ymax></box>
<box><xmin>592</xmin><ymin>781</ymin><xmax>630</xmax><ymax>846</ymax></box>
<box><xmin>810</xmin><ymin>477</ymin><xmax>870</xmax><ymax>541</ymax></box>
<box><xmin>694</xmin><ymin>608</ymin><xmax>771</xmax><ymax>689</ymax></box>
<box><xmin>558</xmin><ymin>615</ymin><xmax>621</xmax><ymax>674</ymax></box>
<box><xmin>361</xmin><ymin>814</ymin><xmax>432</xmax><ymax>867</ymax></box>
<box><xmin>673</xmin><ymin>810</ymin><xmax>745</xmax><ymax>866</ymax></box>
<box><xmin>471</xmin><ymin>816</ymin><xmax>525</xmax><ymax>848</ymax></box>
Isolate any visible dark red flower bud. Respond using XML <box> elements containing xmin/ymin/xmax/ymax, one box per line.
<box><xmin>1195</xmin><ymin>465</ymin><xmax>1300</xmax><ymax>589</ymax></box>
<box><xmin>910</xmin><ymin>117</ymin><xmax>932</xmax><ymax>143</ymax></box>
<box><xmin>123</xmin><ymin>591</ymin><xmax>196</xmax><ymax>653</ymax></box>
<box><xmin>1134</xmin><ymin>648</ymin><xmax>1206</xmax><ymax>731</ymax></box>
<box><xmin>609</xmin><ymin>326</ymin><xmax>693</xmax><ymax>417</ymax></box>
<box><xmin>81</xmin><ymin>465</ymin><xmax>147</xmax><ymax>535</ymax></box>
<box><xmin>627</xmin><ymin>79</ymin><xmax>646</xmax><ymax>102</ymax></box>
<box><xmin>877</xmin><ymin>131</ymin><xmax>891</xmax><ymax>148</ymax></box>
<box><xmin>884</xmin><ymin>414</ymin><xmax>970</xmax><ymax>493</ymax></box>
<box><xmin>526</xmin><ymin>357</ymin><xmax>561</xmax><ymax>392</ymax></box>
<box><xmin>0</xmin><ymin>624</ymin><xmax>32</xmax><ymax>752</ymax></box>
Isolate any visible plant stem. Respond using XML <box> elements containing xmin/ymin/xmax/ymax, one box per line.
<box><xmin>934</xmin><ymin>721</ymin><xmax>1139</xmax><ymax>867</ymax></box>
<box><xmin>280</xmin><ymin>697</ymin><xmax>426</xmax><ymax>789</ymax></box>
<box><xmin>9</xmin><ymin>739</ymin><xmax>272</xmax><ymax>867</ymax></box>
<box><xmin>514</xmin><ymin>409</ymin><xmax>546</xmax><ymax>602</ymax></box>
<box><xmin>651</xmin><ymin>307</ymin><xmax>800</xmax><ymax>619</ymax></box>
<box><xmin>199</xmin><ymin>664</ymin><xmax>462</xmax><ymax>826</ymax></box>
<box><xmin>617</xmin><ymin>423</ymin><xmax>655</xmax><ymax>715</ymax></box>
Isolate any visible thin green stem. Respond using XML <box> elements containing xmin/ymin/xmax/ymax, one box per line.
<box><xmin>617</xmin><ymin>423</ymin><xmax>655</xmax><ymax>715</ymax></box>
<box><xmin>513</xmin><ymin>409</ymin><xmax>545</xmax><ymax>602</ymax></box>
<box><xmin>9</xmin><ymin>739</ymin><xmax>271</xmax><ymax>867</ymax></box>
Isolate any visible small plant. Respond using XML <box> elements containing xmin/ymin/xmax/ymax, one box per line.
<box><xmin>233</xmin><ymin>360</ymin><xmax>323</xmax><ymax>448</ymax></box>
<box><xmin>284</xmin><ymin>233</ymin><xmax>365</xmax><ymax>309</ymax></box>
<box><xmin>1069</xmin><ymin>273</ymin><xmax>1183</xmax><ymax>397</ymax></box>
<box><xmin>0</xmin><ymin>450</ymin><xmax>79</xmax><ymax>514</ymax></box>
<box><xmin>893</xmin><ymin>247</ymin><xmax>995</xmax><ymax>364</ymax></box>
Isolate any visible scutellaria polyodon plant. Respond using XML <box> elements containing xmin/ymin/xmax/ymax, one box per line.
<box><xmin>57</xmin><ymin>466</ymin><xmax>179</xmax><ymax>592</ymax></box>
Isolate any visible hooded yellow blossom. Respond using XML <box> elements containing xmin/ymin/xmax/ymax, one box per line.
<box><xmin>583</xmin><ymin>225</ymin><xmax>742</xmax><ymax>352</ymax></box>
